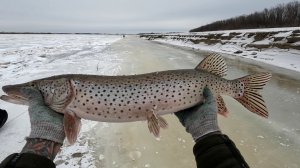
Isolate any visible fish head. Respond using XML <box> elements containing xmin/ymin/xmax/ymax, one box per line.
<box><xmin>1</xmin><ymin>78</ymin><xmax>74</xmax><ymax>113</ymax></box>
<box><xmin>1</xmin><ymin>81</ymin><xmax>39</xmax><ymax>105</ymax></box>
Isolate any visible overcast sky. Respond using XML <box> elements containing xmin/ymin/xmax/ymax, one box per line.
<box><xmin>0</xmin><ymin>0</ymin><xmax>294</xmax><ymax>33</ymax></box>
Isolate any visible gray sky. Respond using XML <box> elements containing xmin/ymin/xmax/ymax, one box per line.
<box><xmin>0</xmin><ymin>0</ymin><xmax>294</xmax><ymax>33</ymax></box>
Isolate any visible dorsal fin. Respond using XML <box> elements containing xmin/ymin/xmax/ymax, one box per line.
<box><xmin>195</xmin><ymin>53</ymin><xmax>227</xmax><ymax>77</ymax></box>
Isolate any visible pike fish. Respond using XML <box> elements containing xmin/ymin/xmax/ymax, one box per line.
<box><xmin>1</xmin><ymin>53</ymin><xmax>272</xmax><ymax>144</ymax></box>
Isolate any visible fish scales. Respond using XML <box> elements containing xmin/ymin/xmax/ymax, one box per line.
<box><xmin>66</xmin><ymin>70</ymin><xmax>240</xmax><ymax>122</ymax></box>
<box><xmin>1</xmin><ymin>53</ymin><xmax>271</xmax><ymax>144</ymax></box>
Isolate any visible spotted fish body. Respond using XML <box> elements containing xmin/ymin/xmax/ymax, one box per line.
<box><xmin>53</xmin><ymin>70</ymin><xmax>240</xmax><ymax>121</ymax></box>
<box><xmin>1</xmin><ymin>53</ymin><xmax>272</xmax><ymax>144</ymax></box>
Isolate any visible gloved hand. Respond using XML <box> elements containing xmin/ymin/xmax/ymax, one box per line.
<box><xmin>21</xmin><ymin>88</ymin><xmax>65</xmax><ymax>144</ymax></box>
<box><xmin>175</xmin><ymin>87</ymin><xmax>220</xmax><ymax>141</ymax></box>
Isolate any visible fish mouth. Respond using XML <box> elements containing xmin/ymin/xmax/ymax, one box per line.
<box><xmin>0</xmin><ymin>94</ymin><xmax>29</xmax><ymax>105</ymax></box>
<box><xmin>1</xmin><ymin>84</ymin><xmax>29</xmax><ymax>105</ymax></box>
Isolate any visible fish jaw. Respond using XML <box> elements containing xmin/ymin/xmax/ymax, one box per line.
<box><xmin>3</xmin><ymin>83</ymin><xmax>28</xmax><ymax>96</ymax></box>
<box><xmin>1</xmin><ymin>83</ymin><xmax>35</xmax><ymax>105</ymax></box>
<box><xmin>0</xmin><ymin>94</ymin><xmax>29</xmax><ymax>105</ymax></box>
<box><xmin>1</xmin><ymin>78</ymin><xmax>75</xmax><ymax>114</ymax></box>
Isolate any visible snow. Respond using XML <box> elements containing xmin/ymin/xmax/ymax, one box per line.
<box><xmin>0</xmin><ymin>34</ymin><xmax>122</xmax><ymax>167</ymax></box>
<box><xmin>149</xmin><ymin>27</ymin><xmax>300</xmax><ymax>73</ymax></box>
<box><xmin>273</xmin><ymin>31</ymin><xmax>293</xmax><ymax>37</ymax></box>
<box><xmin>252</xmin><ymin>38</ymin><xmax>273</xmax><ymax>45</ymax></box>
<box><xmin>55</xmin><ymin>120</ymin><xmax>98</xmax><ymax>168</ymax></box>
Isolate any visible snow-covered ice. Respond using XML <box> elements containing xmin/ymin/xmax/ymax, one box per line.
<box><xmin>0</xmin><ymin>34</ymin><xmax>122</xmax><ymax>167</ymax></box>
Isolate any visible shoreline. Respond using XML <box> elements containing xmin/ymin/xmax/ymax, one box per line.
<box><xmin>152</xmin><ymin>40</ymin><xmax>300</xmax><ymax>81</ymax></box>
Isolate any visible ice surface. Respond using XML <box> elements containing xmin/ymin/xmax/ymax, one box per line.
<box><xmin>0</xmin><ymin>34</ymin><xmax>122</xmax><ymax>167</ymax></box>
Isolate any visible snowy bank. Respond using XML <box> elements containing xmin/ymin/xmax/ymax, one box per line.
<box><xmin>140</xmin><ymin>27</ymin><xmax>300</xmax><ymax>79</ymax></box>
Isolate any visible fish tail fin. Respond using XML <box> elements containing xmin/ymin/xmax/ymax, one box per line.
<box><xmin>234</xmin><ymin>72</ymin><xmax>272</xmax><ymax>118</ymax></box>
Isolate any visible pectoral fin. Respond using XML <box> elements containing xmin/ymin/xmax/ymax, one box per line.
<box><xmin>64</xmin><ymin>111</ymin><xmax>81</xmax><ymax>144</ymax></box>
<box><xmin>216</xmin><ymin>95</ymin><xmax>229</xmax><ymax>117</ymax></box>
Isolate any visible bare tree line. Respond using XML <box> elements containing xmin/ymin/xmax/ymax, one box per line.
<box><xmin>190</xmin><ymin>1</ymin><xmax>300</xmax><ymax>32</ymax></box>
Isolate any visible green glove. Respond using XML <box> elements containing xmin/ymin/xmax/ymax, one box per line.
<box><xmin>175</xmin><ymin>87</ymin><xmax>220</xmax><ymax>141</ymax></box>
<box><xmin>20</xmin><ymin>88</ymin><xmax>65</xmax><ymax>144</ymax></box>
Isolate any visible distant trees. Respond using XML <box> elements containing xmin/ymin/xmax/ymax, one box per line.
<box><xmin>190</xmin><ymin>1</ymin><xmax>300</xmax><ymax>32</ymax></box>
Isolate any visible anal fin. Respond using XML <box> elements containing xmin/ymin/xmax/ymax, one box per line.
<box><xmin>216</xmin><ymin>95</ymin><xmax>229</xmax><ymax>117</ymax></box>
<box><xmin>64</xmin><ymin>111</ymin><xmax>81</xmax><ymax>145</ymax></box>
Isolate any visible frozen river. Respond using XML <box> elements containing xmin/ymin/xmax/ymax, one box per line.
<box><xmin>0</xmin><ymin>35</ymin><xmax>299</xmax><ymax>168</ymax></box>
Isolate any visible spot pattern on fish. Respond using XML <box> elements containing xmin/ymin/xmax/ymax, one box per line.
<box><xmin>68</xmin><ymin>70</ymin><xmax>210</xmax><ymax>122</ymax></box>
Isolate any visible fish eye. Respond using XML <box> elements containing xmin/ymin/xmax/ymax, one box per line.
<box><xmin>29</xmin><ymin>82</ymin><xmax>36</xmax><ymax>87</ymax></box>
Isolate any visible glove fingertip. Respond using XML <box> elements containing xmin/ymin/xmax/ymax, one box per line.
<box><xmin>174</xmin><ymin>111</ymin><xmax>183</xmax><ymax>118</ymax></box>
<box><xmin>174</xmin><ymin>111</ymin><xmax>186</xmax><ymax>126</ymax></box>
<box><xmin>203</xmin><ymin>86</ymin><xmax>213</xmax><ymax>98</ymax></box>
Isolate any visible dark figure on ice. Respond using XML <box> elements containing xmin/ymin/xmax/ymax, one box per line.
<box><xmin>0</xmin><ymin>109</ymin><xmax>8</xmax><ymax>128</ymax></box>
